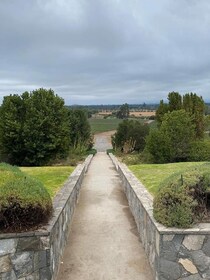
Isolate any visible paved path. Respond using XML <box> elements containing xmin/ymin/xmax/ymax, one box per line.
<box><xmin>93</xmin><ymin>131</ymin><xmax>115</xmax><ymax>152</ymax></box>
<box><xmin>57</xmin><ymin>153</ymin><xmax>154</xmax><ymax>280</ymax></box>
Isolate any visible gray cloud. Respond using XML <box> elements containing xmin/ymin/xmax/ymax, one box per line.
<box><xmin>0</xmin><ymin>0</ymin><xmax>210</xmax><ymax>104</ymax></box>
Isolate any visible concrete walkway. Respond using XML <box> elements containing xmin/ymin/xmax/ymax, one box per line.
<box><xmin>57</xmin><ymin>153</ymin><xmax>154</xmax><ymax>280</ymax></box>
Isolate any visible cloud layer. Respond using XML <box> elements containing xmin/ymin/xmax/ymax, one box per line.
<box><xmin>1</xmin><ymin>0</ymin><xmax>210</xmax><ymax>104</ymax></box>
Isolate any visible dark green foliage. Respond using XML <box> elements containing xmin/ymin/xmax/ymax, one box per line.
<box><xmin>116</xmin><ymin>103</ymin><xmax>130</xmax><ymax>119</ymax></box>
<box><xmin>0</xmin><ymin>163</ymin><xmax>52</xmax><ymax>231</ymax></box>
<box><xmin>112</xmin><ymin>119</ymin><xmax>149</xmax><ymax>153</ymax></box>
<box><xmin>183</xmin><ymin>93</ymin><xmax>205</xmax><ymax>138</ymax></box>
<box><xmin>156</xmin><ymin>92</ymin><xmax>205</xmax><ymax>139</ymax></box>
<box><xmin>153</xmin><ymin>167</ymin><xmax>210</xmax><ymax>228</ymax></box>
<box><xmin>0</xmin><ymin>89</ymin><xmax>70</xmax><ymax>166</ymax></box>
<box><xmin>168</xmin><ymin>91</ymin><xmax>182</xmax><ymax>111</ymax></box>
<box><xmin>68</xmin><ymin>109</ymin><xmax>93</xmax><ymax>152</ymax></box>
<box><xmin>188</xmin><ymin>140</ymin><xmax>210</xmax><ymax>161</ymax></box>
<box><xmin>146</xmin><ymin>110</ymin><xmax>195</xmax><ymax>163</ymax></box>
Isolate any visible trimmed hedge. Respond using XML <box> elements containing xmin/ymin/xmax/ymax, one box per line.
<box><xmin>153</xmin><ymin>163</ymin><xmax>210</xmax><ymax>228</ymax></box>
<box><xmin>0</xmin><ymin>163</ymin><xmax>52</xmax><ymax>231</ymax></box>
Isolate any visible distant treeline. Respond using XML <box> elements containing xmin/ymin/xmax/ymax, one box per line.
<box><xmin>66</xmin><ymin>103</ymin><xmax>159</xmax><ymax>111</ymax></box>
<box><xmin>67</xmin><ymin>102</ymin><xmax>210</xmax><ymax>115</ymax></box>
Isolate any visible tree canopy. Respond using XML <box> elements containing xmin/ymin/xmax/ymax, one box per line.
<box><xmin>0</xmin><ymin>88</ymin><xmax>92</xmax><ymax>166</ymax></box>
<box><xmin>156</xmin><ymin>92</ymin><xmax>205</xmax><ymax>138</ymax></box>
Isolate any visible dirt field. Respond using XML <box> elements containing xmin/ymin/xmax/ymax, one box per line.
<box><xmin>97</xmin><ymin>111</ymin><xmax>156</xmax><ymax>117</ymax></box>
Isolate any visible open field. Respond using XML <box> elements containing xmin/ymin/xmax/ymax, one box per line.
<box><xmin>89</xmin><ymin>118</ymin><xmax>123</xmax><ymax>134</ymax></box>
<box><xmin>89</xmin><ymin>117</ymin><xmax>153</xmax><ymax>134</ymax></box>
<box><xmin>129</xmin><ymin>162</ymin><xmax>205</xmax><ymax>196</ymax></box>
<box><xmin>21</xmin><ymin>166</ymin><xmax>74</xmax><ymax>197</ymax></box>
<box><xmin>97</xmin><ymin>110</ymin><xmax>156</xmax><ymax>117</ymax></box>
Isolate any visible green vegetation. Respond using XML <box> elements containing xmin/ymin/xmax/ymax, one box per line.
<box><xmin>0</xmin><ymin>88</ymin><xmax>93</xmax><ymax>166</ymax></box>
<box><xmin>112</xmin><ymin>119</ymin><xmax>149</xmax><ymax>153</ymax></box>
<box><xmin>129</xmin><ymin>162</ymin><xmax>205</xmax><ymax>195</ymax></box>
<box><xmin>0</xmin><ymin>163</ymin><xmax>52</xmax><ymax>231</ymax></box>
<box><xmin>129</xmin><ymin>162</ymin><xmax>210</xmax><ymax>227</ymax></box>
<box><xmin>21</xmin><ymin>166</ymin><xmax>74</xmax><ymax>197</ymax></box>
<box><xmin>89</xmin><ymin>118</ymin><xmax>123</xmax><ymax>134</ymax></box>
<box><xmin>116</xmin><ymin>103</ymin><xmax>130</xmax><ymax>119</ymax></box>
<box><xmin>153</xmin><ymin>163</ymin><xmax>210</xmax><ymax>227</ymax></box>
<box><xmin>146</xmin><ymin>92</ymin><xmax>208</xmax><ymax>163</ymax></box>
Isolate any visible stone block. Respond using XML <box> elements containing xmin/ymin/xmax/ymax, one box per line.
<box><xmin>159</xmin><ymin>259</ymin><xmax>181</xmax><ymax>279</ymax></box>
<box><xmin>0</xmin><ymin>255</ymin><xmax>12</xmax><ymax>273</ymax></box>
<box><xmin>180</xmin><ymin>274</ymin><xmax>203</xmax><ymax>280</ymax></box>
<box><xmin>202</xmin><ymin>236</ymin><xmax>210</xmax><ymax>257</ymax></box>
<box><xmin>0</xmin><ymin>269</ymin><xmax>17</xmax><ymax>280</ymax></box>
<box><xmin>40</xmin><ymin>267</ymin><xmax>52</xmax><ymax>280</ymax></box>
<box><xmin>11</xmin><ymin>252</ymin><xmax>33</xmax><ymax>278</ymax></box>
<box><xmin>183</xmin><ymin>235</ymin><xmax>205</xmax><ymax>251</ymax></box>
<box><xmin>178</xmin><ymin>258</ymin><xmax>198</xmax><ymax>274</ymax></box>
<box><xmin>191</xmin><ymin>250</ymin><xmax>210</xmax><ymax>272</ymax></box>
<box><xmin>161</xmin><ymin>241</ymin><xmax>177</xmax><ymax>261</ymax></box>
<box><xmin>0</xmin><ymin>239</ymin><xmax>17</xmax><ymax>256</ymax></box>
<box><xmin>17</xmin><ymin>237</ymin><xmax>41</xmax><ymax>252</ymax></box>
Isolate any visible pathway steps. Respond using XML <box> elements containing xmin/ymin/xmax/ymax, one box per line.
<box><xmin>56</xmin><ymin>152</ymin><xmax>154</xmax><ymax>280</ymax></box>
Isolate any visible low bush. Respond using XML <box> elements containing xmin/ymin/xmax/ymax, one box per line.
<box><xmin>153</xmin><ymin>165</ymin><xmax>210</xmax><ymax>228</ymax></box>
<box><xmin>0</xmin><ymin>163</ymin><xmax>52</xmax><ymax>231</ymax></box>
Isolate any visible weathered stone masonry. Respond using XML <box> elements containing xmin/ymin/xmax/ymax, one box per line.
<box><xmin>0</xmin><ymin>155</ymin><xmax>93</xmax><ymax>280</ymax></box>
<box><xmin>109</xmin><ymin>153</ymin><xmax>210</xmax><ymax>280</ymax></box>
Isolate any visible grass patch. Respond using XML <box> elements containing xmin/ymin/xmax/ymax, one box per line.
<box><xmin>89</xmin><ymin>118</ymin><xmax>122</xmax><ymax>134</ymax></box>
<box><xmin>129</xmin><ymin>162</ymin><xmax>206</xmax><ymax>196</ymax></box>
<box><xmin>89</xmin><ymin>118</ymin><xmax>155</xmax><ymax>134</ymax></box>
<box><xmin>20</xmin><ymin>166</ymin><xmax>74</xmax><ymax>198</ymax></box>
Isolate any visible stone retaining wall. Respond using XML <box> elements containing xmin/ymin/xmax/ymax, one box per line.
<box><xmin>109</xmin><ymin>153</ymin><xmax>210</xmax><ymax>280</ymax></box>
<box><xmin>0</xmin><ymin>155</ymin><xmax>93</xmax><ymax>280</ymax></box>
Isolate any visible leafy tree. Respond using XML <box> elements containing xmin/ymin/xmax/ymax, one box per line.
<box><xmin>156</xmin><ymin>100</ymin><xmax>169</xmax><ymax>124</ymax></box>
<box><xmin>183</xmin><ymin>93</ymin><xmax>205</xmax><ymax>138</ymax></box>
<box><xmin>146</xmin><ymin>110</ymin><xmax>195</xmax><ymax>162</ymax></box>
<box><xmin>116</xmin><ymin>103</ymin><xmax>130</xmax><ymax>119</ymax></box>
<box><xmin>112</xmin><ymin>120</ymin><xmax>149</xmax><ymax>153</ymax></box>
<box><xmin>68</xmin><ymin>109</ymin><xmax>93</xmax><ymax>152</ymax></box>
<box><xmin>156</xmin><ymin>92</ymin><xmax>205</xmax><ymax>138</ymax></box>
<box><xmin>168</xmin><ymin>91</ymin><xmax>182</xmax><ymax>111</ymax></box>
<box><xmin>0</xmin><ymin>88</ymin><xmax>70</xmax><ymax>166</ymax></box>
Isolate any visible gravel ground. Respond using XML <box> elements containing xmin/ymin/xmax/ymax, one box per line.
<box><xmin>93</xmin><ymin>131</ymin><xmax>115</xmax><ymax>152</ymax></box>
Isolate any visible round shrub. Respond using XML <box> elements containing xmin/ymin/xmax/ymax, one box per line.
<box><xmin>153</xmin><ymin>167</ymin><xmax>210</xmax><ymax>228</ymax></box>
<box><xmin>0</xmin><ymin>163</ymin><xmax>52</xmax><ymax>231</ymax></box>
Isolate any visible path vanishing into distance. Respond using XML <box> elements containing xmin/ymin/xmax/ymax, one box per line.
<box><xmin>57</xmin><ymin>133</ymin><xmax>154</xmax><ymax>280</ymax></box>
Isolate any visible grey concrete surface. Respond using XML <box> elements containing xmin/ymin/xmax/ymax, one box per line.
<box><xmin>93</xmin><ymin>131</ymin><xmax>114</xmax><ymax>152</ymax></box>
<box><xmin>56</xmin><ymin>152</ymin><xmax>154</xmax><ymax>280</ymax></box>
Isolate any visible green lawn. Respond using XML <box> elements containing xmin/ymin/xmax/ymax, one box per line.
<box><xmin>20</xmin><ymin>166</ymin><xmax>75</xmax><ymax>198</ymax></box>
<box><xmin>129</xmin><ymin>162</ymin><xmax>205</xmax><ymax>196</ymax></box>
<box><xmin>89</xmin><ymin>118</ymin><xmax>123</xmax><ymax>134</ymax></box>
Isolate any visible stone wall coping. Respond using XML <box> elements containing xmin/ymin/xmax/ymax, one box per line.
<box><xmin>0</xmin><ymin>154</ymin><xmax>93</xmax><ymax>240</ymax></box>
<box><xmin>109</xmin><ymin>153</ymin><xmax>210</xmax><ymax>235</ymax></box>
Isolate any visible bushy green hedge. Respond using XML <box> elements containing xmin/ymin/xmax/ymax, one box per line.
<box><xmin>153</xmin><ymin>164</ymin><xmax>210</xmax><ymax>228</ymax></box>
<box><xmin>188</xmin><ymin>140</ymin><xmax>210</xmax><ymax>161</ymax></box>
<box><xmin>0</xmin><ymin>163</ymin><xmax>52</xmax><ymax>231</ymax></box>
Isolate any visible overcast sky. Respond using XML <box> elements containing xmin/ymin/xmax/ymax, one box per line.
<box><xmin>0</xmin><ymin>0</ymin><xmax>210</xmax><ymax>105</ymax></box>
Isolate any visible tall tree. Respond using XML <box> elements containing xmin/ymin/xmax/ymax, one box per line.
<box><xmin>183</xmin><ymin>93</ymin><xmax>205</xmax><ymax>138</ymax></box>
<box><xmin>168</xmin><ymin>91</ymin><xmax>182</xmax><ymax>111</ymax></box>
<box><xmin>156</xmin><ymin>92</ymin><xmax>205</xmax><ymax>138</ymax></box>
<box><xmin>156</xmin><ymin>100</ymin><xmax>169</xmax><ymax>124</ymax></box>
<box><xmin>0</xmin><ymin>88</ymin><xmax>70</xmax><ymax>165</ymax></box>
<box><xmin>68</xmin><ymin>109</ymin><xmax>92</xmax><ymax>151</ymax></box>
<box><xmin>116</xmin><ymin>103</ymin><xmax>130</xmax><ymax>119</ymax></box>
<box><xmin>146</xmin><ymin>110</ymin><xmax>195</xmax><ymax>163</ymax></box>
